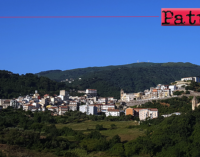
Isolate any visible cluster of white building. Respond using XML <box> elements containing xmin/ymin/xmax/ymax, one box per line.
<box><xmin>121</xmin><ymin>76</ymin><xmax>200</xmax><ymax>102</ymax></box>
<box><xmin>0</xmin><ymin>89</ymin><xmax>120</xmax><ymax>117</ymax></box>
<box><xmin>120</xmin><ymin>84</ymin><xmax>177</xmax><ymax>102</ymax></box>
<box><xmin>1</xmin><ymin>76</ymin><xmax>197</xmax><ymax>120</ymax></box>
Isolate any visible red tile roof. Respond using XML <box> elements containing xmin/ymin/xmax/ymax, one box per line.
<box><xmin>60</xmin><ymin>106</ymin><xmax>68</xmax><ymax>108</ymax></box>
<box><xmin>107</xmin><ymin>109</ymin><xmax>119</xmax><ymax>112</ymax></box>
<box><xmin>149</xmin><ymin>108</ymin><xmax>158</xmax><ymax>111</ymax></box>
<box><xmin>134</xmin><ymin>108</ymin><xmax>158</xmax><ymax>111</ymax></box>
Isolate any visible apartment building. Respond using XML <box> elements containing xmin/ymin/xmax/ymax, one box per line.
<box><xmin>105</xmin><ymin>109</ymin><xmax>120</xmax><ymax>117</ymax></box>
<box><xmin>101</xmin><ymin>104</ymin><xmax>115</xmax><ymax>112</ymax></box>
<box><xmin>68</xmin><ymin>101</ymin><xmax>79</xmax><ymax>111</ymax></box>
<box><xmin>79</xmin><ymin>104</ymin><xmax>97</xmax><ymax>115</ymax></box>
<box><xmin>86</xmin><ymin>89</ymin><xmax>97</xmax><ymax>96</ymax></box>
<box><xmin>97</xmin><ymin>97</ymin><xmax>108</xmax><ymax>104</ymax></box>
<box><xmin>139</xmin><ymin>108</ymin><xmax>158</xmax><ymax>121</ymax></box>
<box><xmin>59</xmin><ymin>106</ymin><xmax>69</xmax><ymax>115</ymax></box>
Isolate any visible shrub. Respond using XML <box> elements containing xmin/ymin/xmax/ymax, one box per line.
<box><xmin>173</xmin><ymin>91</ymin><xmax>184</xmax><ymax>95</ymax></box>
<box><xmin>127</xmin><ymin>125</ymin><xmax>135</xmax><ymax>129</ymax></box>
<box><xmin>185</xmin><ymin>90</ymin><xmax>190</xmax><ymax>94</ymax></box>
<box><xmin>110</xmin><ymin>124</ymin><xmax>117</xmax><ymax>129</ymax></box>
<box><xmin>108</xmin><ymin>143</ymin><xmax>125</xmax><ymax>157</ymax></box>
<box><xmin>95</xmin><ymin>124</ymin><xmax>104</xmax><ymax>130</ymax></box>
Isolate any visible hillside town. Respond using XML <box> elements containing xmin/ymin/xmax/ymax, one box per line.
<box><xmin>120</xmin><ymin>76</ymin><xmax>200</xmax><ymax>102</ymax></box>
<box><xmin>0</xmin><ymin>76</ymin><xmax>200</xmax><ymax>121</ymax></box>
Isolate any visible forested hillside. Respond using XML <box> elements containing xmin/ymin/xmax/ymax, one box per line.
<box><xmin>36</xmin><ymin>62</ymin><xmax>164</xmax><ymax>81</ymax></box>
<box><xmin>36</xmin><ymin>62</ymin><xmax>200</xmax><ymax>99</ymax></box>
<box><xmin>2</xmin><ymin>62</ymin><xmax>200</xmax><ymax>99</ymax></box>
<box><xmin>0</xmin><ymin>70</ymin><xmax>70</xmax><ymax>99</ymax></box>
<box><xmin>68</xmin><ymin>63</ymin><xmax>200</xmax><ymax>99</ymax></box>
<box><xmin>36</xmin><ymin>62</ymin><xmax>198</xmax><ymax>81</ymax></box>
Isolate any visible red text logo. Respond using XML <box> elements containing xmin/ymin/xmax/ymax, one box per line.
<box><xmin>161</xmin><ymin>8</ymin><xmax>200</xmax><ymax>26</ymax></box>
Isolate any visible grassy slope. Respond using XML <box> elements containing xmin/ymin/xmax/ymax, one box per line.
<box><xmin>56</xmin><ymin>120</ymin><xmax>145</xmax><ymax>142</ymax></box>
<box><xmin>56</xmin><ymin>120</ymin><xmax>147</xmax><ymax>157</ymax></box>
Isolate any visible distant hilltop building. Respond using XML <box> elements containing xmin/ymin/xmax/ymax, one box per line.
<box><xmin>120</xmin><ymin>85</ymin><xmax>172</xmax><ymax>102</ymax></box>
<box><xmin>120</xmin><ymin>76</ymin><xmax>200</xmax><ymax>103</ymax></box>
<box><xmin>181</xmin><ymin>77</ymin><xmax>200</xmax><ymax>82</ymax></box>
<box><xmin>86</xmin><ymin>89</ymin><xmax>97</xmax><ymax>96</ymax></box>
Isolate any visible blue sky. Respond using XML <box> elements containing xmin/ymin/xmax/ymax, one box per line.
<box><xmin>0</xmin><ymin>0</ymin><xmax>200</xmax><ymax>74</ymax></box>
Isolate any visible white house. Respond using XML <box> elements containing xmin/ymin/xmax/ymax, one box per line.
<box><xmin>68</xmin><ymin>101</ymin><xmax>79</xmax><ymax>111</ymax></box>
<box><xmin>181</xmin><ymin>77</ymin><xmax>200</xmax><ymax>82</ymax></box>
<box><xmin>169</xmin><ymin>85</ymin><xmax>177</xmax><ymax>95</ymax></box>
<box><xmin>86</xmin><ymin>89</ymin><xmax>97</xmax><ymax>96</ymax></box>
<box><xmin>97</xmin><ymin>97</ymin><xmax>107</xmax><ymax>104</ymax></box>
<box><xmin>79</xmin><ymin>104</ymin><xmax>97</xmax><ymax>115</ymax></box>
<box><xmin>58</xmin><ymin>90</ymin><xmax>69</xmax><ymax>100</ymax></box>
<box><xmin>139</xmin><ymin>108</ymin><xmax>158</xmax><ymax>121</ymax></box>
<box><xmin>101</xmin><ymin>104</ymin><xmax>115</xmax><ymax>112</ymax></box>
<box><xmin>105</xmin><ymin>109</ymin><xmax>120</xmax><ymax>117</ymax></box>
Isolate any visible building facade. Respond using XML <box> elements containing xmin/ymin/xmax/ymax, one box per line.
<box><xmin>105</xmin><ymin>109</ymin><xmax>120</xmax><ymax>117</ymax></box>
<box><xmin>181</xmin><ymin>77</ymin><xmax>200</xmax><ymax>82</ymax></box>
<box><xmin>79</xmin><ymin>104</ymin><xmax>97</xmax><ymax>115</ymax></box>
<box><xmin>125</xmin><ymin>108</ymin><xmax>134</xmax><ymax>116</ymax></box>
<box><xmin>139</xmin><ymin>108</ymin><xmax>158</xmax><ymax>121</ymax></box>
<box><xmin>86</xmin><ymin>89</ymin><xmax>97</xmax><ymax>96</ymax></box>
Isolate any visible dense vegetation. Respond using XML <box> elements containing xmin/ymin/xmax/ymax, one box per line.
<box><xmin>125</xmin><ymin>96</ymin><xmax>200</xmax><ymax>157</ymax></box>
<box><xmin>0</xmin><ymin>70</ymin><xmax>71</xmax><ymax>99</ymax></box>
<box><xmin>185</xmin><ymin>81</ymin><xmax>200</xmax><ymax>92</ymax></box>
<box><xmin>0</xmin><ymin>96</ymin><xmax>200</xmax><ymax>156</ymax></box>
<box><xmin>125</xmin><ymin>107</ymin><xmax>200</xmax><ymax>157</ymax></box>
<box><xmin>2</xmin><ymin>62</ymin><xmax>200</xmax><ymax>99</ymax></box>
<box><xmin>132</xmin><ymin>96</ymin><xmax>193</xmax><ymax>115</ymax></box>
<box><xmin>0</xmin><ymin>107</ymin><xmax>134</xmax><ymax>157</ymax></box>
<box><xmin>37</xmin><ymin>62</ymin><xmax>200</xmax><ymax>99</ymax></box>
<box><xmin>36</xmin><ymin>62</ymin><xmax>162</xmax><ymax>81</ymax></box>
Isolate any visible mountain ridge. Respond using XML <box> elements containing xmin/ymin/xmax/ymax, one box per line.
<box><xmin>36</xmin><ymin>62</ymin><xmax>199</xmax><ymax>82</ymax></box>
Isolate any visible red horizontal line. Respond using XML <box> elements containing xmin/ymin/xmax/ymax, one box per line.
<box><xmin>0</xmin><ymin>16</ymin><xmax>159</xmax><ymax>18</ymax></box>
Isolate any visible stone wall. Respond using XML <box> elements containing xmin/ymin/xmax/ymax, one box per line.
<box><xmin>126</xmin><ymin>92</ymin><xmax>200</xmax><ymax>106</ymax></box>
